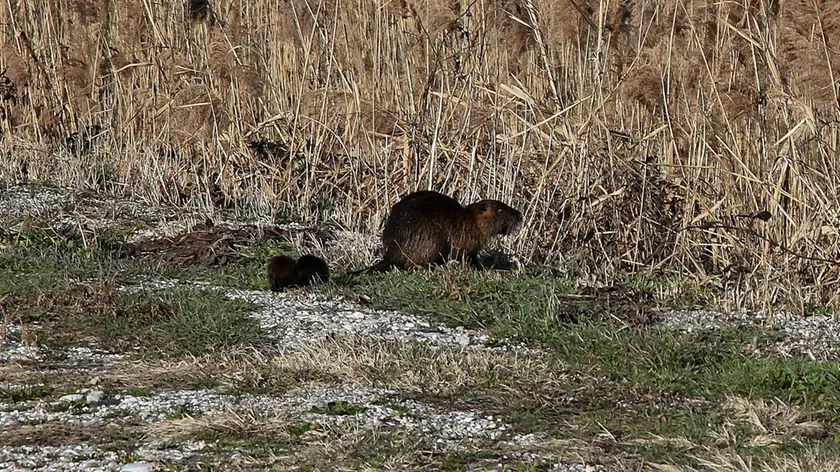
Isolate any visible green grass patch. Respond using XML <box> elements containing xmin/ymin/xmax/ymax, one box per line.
<box><xmin>123</xmin><ymin>388</ymin><xmax>154</xmax><ymax>397</ymax></box>
<box><xmin>3</xmin><ymin>221</ymin><xmax>128</xmax><ymax>258</ymax></box>
<box><xmin>336</xmin><ymin>266</ymin><xmax>580</xmax><ymax>331</ymax></box>
<box><xmin>549</xmin><ymin>323</ymin><xmax>840</xmax><ymax>412</ymax></box>
<box><xmin>1</xmin><ymin>217</ymin><xmax>303</xmax><ymax>292</ymax></box>
<box><xmin>337</xmin><ymin>265</ymin><xmax>840</xmax><ymax>467</ymax></box>
<box><xmin>1</xmin><ymin>245</ymin><xmax>262</xmax><ymax>358</ymax></box>
<box><xmin>287</xmin><ymin>422</ymin><xmax>322</xmax><ymax>438</ymax></box>
<box><xmin>339</xmin><ymin>267</ymin><xmax>840</xmax><ymax>409</ymax></box>
<box><xmin>0</xmin><ymin>385</ymin><xmax>55</xmax><ymax>403</ymax></box>
<box><xmin>155</xmin><ymin>239</ymin><xmax>299</xmax><ymax>291</ymax></box>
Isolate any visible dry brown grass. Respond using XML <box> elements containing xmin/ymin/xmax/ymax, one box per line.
<box><xmin>266</xmin><ymin>334</ymin><xmax>567</xmax><ymax>394</ymax></box>
<box><xmin>98</xmin><ymin>336</ymin><xmax>565</xmax><ymax>397</ymax></box>
<box><xmin>144</xmin><ymin>407</ymin><xmax>294</xmax><ymax>443</ymax></box>
<box><xmin>719</xmin><ymin>395</ymin><xmax>829</xmax><ymax>447</ymax></box>
<box><xmin>0</xmin><ymin>422</ymin><xmax>132</xmax><ymax>447</ymax></box>
<box><xmin>1</xmin><ymin>0</ymin><xmax>839</xmax><ymax>311</ymax></box>
<box><xmin>695</xmin><ymin>451</ymin><xmax>840</xmax><ymax>472</ymax></box>
<box><xmin>685</xmin><ymin>395</ymin><xmax>839</xmax><ymax>472</ymax></box>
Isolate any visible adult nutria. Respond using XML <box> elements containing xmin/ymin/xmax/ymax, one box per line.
<box><xmin>267</xmin><ymin>254</ymin><xmax>330</xmax><ymax>291</ymax></box>
<box><xmin>360</xmin><ymin>190</ymin><xmax>523</xmax><ymax>273</ymax></box>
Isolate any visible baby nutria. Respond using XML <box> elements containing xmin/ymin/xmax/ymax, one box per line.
<box><xmin>294</xmin><ymin>254</ymin><xmax>330</xmax><ymax>286</ymax></box>
<box><xmin>267</xmin><ymin>254</ymin><xmax>330</xmax><ymax>291</ymax></box>
<box><xmin>267</xmin><ymin>255</ymin><xmax>299</xmax><ymax>291</ymax></box>
<box><xmin>360</xmin><ymin>190</ymin><xmax>523</xmax><ymax>272</ymax></box>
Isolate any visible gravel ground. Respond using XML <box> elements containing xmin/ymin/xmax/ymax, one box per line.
<box><xmin>657</xmin><ymin>309</ymin><xmax>840</xmax><ymax>360</ymax></box>
<box><xmin>1</xmin><ymin>324</ymin><xmax>124</xmax><ymax>365</ymax></box>
<box><xmin>0</xmin><ymin>274</ymin><xmax>589</xmax><ymax>472</ymax></box>
<box><xmin>0</xmin><ymin>384</ymin><xmax>508</xmax><ymax>439</ymax></box>
<box><xmin>3</xmin><ymin>184</ymin><xmax>837</xmax><ymax>471</ymax></box>
<box><xmin>0</xmin><ymin>380</ymin><xmax>598</xmax><ymax>471</ymax></box>
<box><xmin>0</xmin><ymin>184</ymin><xmax>312</xmax><ymax>244</ymax></box>
<box><xmin>2</xmin><ymin>271</ymin><xmax>546</xmax><ymax>470</ymax></box>
<box><xmin>0</xmin><ymin>443</ymin><xmax>209</xmax><ymax>472</ymax></box>
<box><xmin>131</xmin><ymin>279</ymin><xmax>522</xmax><ymax>352</ymax></box>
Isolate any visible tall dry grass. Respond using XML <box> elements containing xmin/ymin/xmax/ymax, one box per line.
<box><xmin>1</xmin><ymin>0</ymin><xmax>839</xmax><ymax>311</ymax></box>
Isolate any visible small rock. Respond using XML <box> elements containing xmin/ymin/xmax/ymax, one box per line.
<box><xmin>120</xmin><ymin>461</ymin><xmax>155</xmax><ymax>472</ymax></box>
<box><xmin>86</xmin><ymin>390</ymin><xmax>106</xmax><ymax>404</ymax></box>
<box><xmin>183</xmin><ymin>440</ymin><xmax>206</xmax><ymax>452</ymax></box>
<box><xmin>58</xmin><ymin>394</ymin><xmax>85</xmax><ymax>403</ymax></box>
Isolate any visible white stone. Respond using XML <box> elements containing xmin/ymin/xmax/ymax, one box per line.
<box><xmin>455</xmin><ymin>335</ymin><xmax>471</xmax><ymax>347</ymax></box>
<box><xmin>86</xmin><ymin>390</ymin><xmax>106</xmax><ymax>404</ymax></box>
<box><xmin>120</xmin><ymin>461</ymin><xmax>155</xmax><ymax>472</ymax></box>
<box><xmin>58</xmin><ymin>394</ymin><xmax>85</xmax><ymax>403</ymax></box>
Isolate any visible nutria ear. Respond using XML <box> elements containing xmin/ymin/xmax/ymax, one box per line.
<box><xmin>473</xmin><ymin>201</ymin><xmax>491</xmax><ymax>213</ymax></box>
<box><xmin>479</xmin><ymin>204</ymin><xmax>494</xmax><ymax>217</ymax></box>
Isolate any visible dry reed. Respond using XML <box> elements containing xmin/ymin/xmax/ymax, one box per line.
<box><xmin>1</xmin><ymin>0</ymin><xmax>839</xmax><ymax>312</ymax></box>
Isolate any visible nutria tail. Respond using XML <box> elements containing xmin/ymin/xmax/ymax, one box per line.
<box><xmin>267</xmin><ymin>255</ymin><xmax>299</xmax><ymax>292</ymax></box>
<box><xmin>295</xmin><ymin>254</ymin><xmax>330</xmax><ymax>285</ymax></box>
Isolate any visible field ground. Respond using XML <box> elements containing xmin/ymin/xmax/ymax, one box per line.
<box><xmin>3</xmin><ymin>2</ymin><xmax>840</xmax><ymax>470</ymax></box>
<box><xmin>1</xmin><ymin>185</ymin><xmax>840</xmax><ymax>471</ymax></box>
<box><xmin>4</xmin><ymin>0</ymin><xmax>840</xmax><ymax>314</ymax></box>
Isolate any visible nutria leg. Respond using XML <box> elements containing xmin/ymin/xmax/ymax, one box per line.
<box><xmin>467</xmin><ymin>254</ymin><xmax>485</xmax><ymax>269</ymax></box>
<box><xmin>439</xmin><ymin>238</ymin><xmax>453</xmax><ymax>265</ymax></box>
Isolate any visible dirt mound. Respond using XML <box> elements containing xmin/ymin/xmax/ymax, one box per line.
<box><xmin>115</xmin><ymin>219</ymin><xmax>329</xmax><ymax>268</ymax></box>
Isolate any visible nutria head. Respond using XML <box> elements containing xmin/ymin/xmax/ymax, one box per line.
<box><xmin>267</xmin><ymin>255</ymin><xmax>298</xmax><ymax>291</ymax></box>
<box><xmin>467</xmin><ymin>199</ymin><xmax>523</xmax><ymax>236</ymax></box>
<box><xmin>296</xmin><ymin>254</ymin><xmax>330</xmax><ymax>284</ymax></box>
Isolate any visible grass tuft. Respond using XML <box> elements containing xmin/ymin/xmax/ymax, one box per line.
<box><xmin>1</xmin><ymin>243</ymin><xmax>262</xmax><ymax>358</ymax></box>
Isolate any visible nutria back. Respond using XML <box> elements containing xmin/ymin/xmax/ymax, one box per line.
<box><xmin>267</xmin><ymin>254</ymin><xmax>330</xmax><ymax>291</ymax></box>
<box><xmin>374</xmin><ymin>190</ymin><xmax>522</xmax><ymax>271</ymax></box>
<box><xmin>295</xmin><ymin>254</ymin><xmax>330</xmax><ymax>286</ymax></box>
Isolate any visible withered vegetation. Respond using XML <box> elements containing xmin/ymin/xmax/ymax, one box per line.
<box><xmin>1</xmin><ymin>0</ymin><xmax>839</xmax><ymax>311</ymax></box>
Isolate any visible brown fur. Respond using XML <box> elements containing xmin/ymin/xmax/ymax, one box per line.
<box><xmin>267</xmin><ymin>254</ymin><xmax>330</xmax><ymax>291</ymax></box>
<box><xmin>294</xmin><ymin>254</ymin><xmax>331</xmax><ymax>286</ymax></box>
<box><xmin>360</xmin><ymin>190</ymin><xmax>523</xmax><ymax>273</ymax></box>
